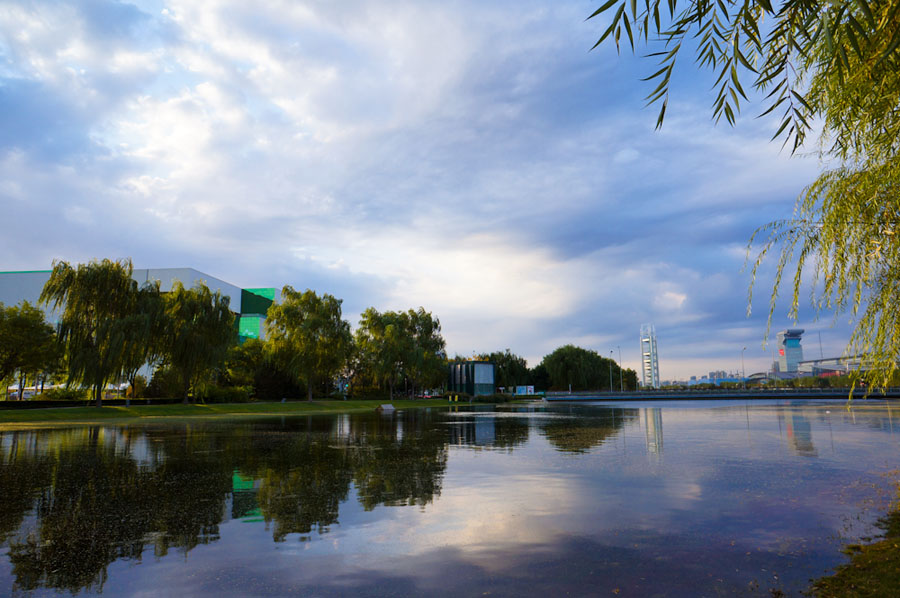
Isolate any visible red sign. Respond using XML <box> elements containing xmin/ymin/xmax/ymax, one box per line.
<box><xmin>778</xmin><ymin>349</ymin><xmax>785</xmax><ymax>356</ymax></box>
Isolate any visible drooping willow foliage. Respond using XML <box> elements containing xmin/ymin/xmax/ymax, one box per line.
<box><xmin>590</xmin><ymin>0</ymin><xmax>900</xmax><ymax>387</ymax></box>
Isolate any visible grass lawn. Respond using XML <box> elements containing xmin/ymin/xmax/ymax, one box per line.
<box><xmin>0</xmin><ymin>399</ymin><xmax>451</xmax><ymax>427</ymax></box>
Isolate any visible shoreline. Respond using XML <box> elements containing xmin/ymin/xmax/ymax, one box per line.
<box><xmin>0</xmin><ymin>399</ymin><xmax>452</xmax><ymax>428</ymax></box>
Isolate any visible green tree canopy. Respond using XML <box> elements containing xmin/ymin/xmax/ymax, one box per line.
<box><xmin>355</xmin><ymin>307</ymin><xmax>446</xmax><ymax>398</ymax></box>
<box><xmin>0</xmin><ymin>301</ymin><xmax>57</xmax><ymax>400</ymax></box>
<box><xmin>541</xmin><ymin>345</ymin><xmax>624</xmax><ymax>392</ymax></box>
<box><xmin>161</xmin><ymin>281</ymin><xmax>235</xmax><ymax>403</ymax></box>
<box><xmin>403</xmin><ymin>307</ymin><xmax>447</xmax><ymax>395</ymax></box>
<box><xmin>590</xmin><ymin>0</ymin><xmax>900</xmax><ymax>388</ymax></box>
<box><xmin>265</xmin><ymin>287</ymin><xmax>352</xmax><ymax>401</ymax></box>
<box><xmin>477</xmin><ymin>349</ymin><xmax>530</xmax><ymax>390</ymax></box>
<box><xmin>40</xmin><ymin>259</ymin><xmax>139</xmax><ymax>406</ymax></box>
<box><xmin>117</xmin><ymin>280</ymin><xmax>165</xmax><ymax>399</ymax></box>
<box><xmin>354</xmin><ymin>308</ymin><xmax>410</xmax><ymax>399</ymax></box>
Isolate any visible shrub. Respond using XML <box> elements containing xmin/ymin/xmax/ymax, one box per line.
<box><xmin>145</xmin><ymin>367</ymin><xmax>182</xmax><ymax>398</ymax></box>
<box><xmin>126</xmin><ymin>375</ymin><xmax>148</xmax><ymax>398</ymax></box>
<box><xmin>35</xmin><ymin>387</ymin><xmax>87</xmax><ymax>401</ymax></box>
<box><xmin>197</xmin><ymin>385</ymin><xmax>253</xmax><ymax>403</ymax></box>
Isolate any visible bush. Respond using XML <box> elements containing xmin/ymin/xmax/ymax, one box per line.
<box><xmin>35</xmin><ymin>387</ymin><xmax>87</xmax><ymax>401</ymax></box>
<box><xmin>146</xmin><ymin>367</ymin><xmax>182</xmax><ymax>398</ymax></box>
<box><xmin>197</xmin><ymin>385</ymin><xmax>253</xmax><ymax>403</ymax></box>
<box><xmin>126</xmin><ymin>375</ymin><xmax>148</xmax><ymax>398</ymax></box>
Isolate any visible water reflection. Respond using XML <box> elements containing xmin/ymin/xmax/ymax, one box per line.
<box><xmin>538</xmin><ymin>406</ymin><xmax>637</xmax><ymax>453</ymax></box>
<box><xmin>1</xmin><ymin>402</ymin><xmax>899</xmax><ymax>597</ymax></box>
<box><xmin>0</xmin><ymin>410</ymin><xmax>449</xmax><ymax>592</ymax></box>
<box><xmin>780</xmin><ymin>412</ymin><xmax>818</xmax><ymax>457</ymax></box>
<box><xmin>643</xmin><ymin>407</ymin><xmax>664</xmax><ymax>455</ymax></box>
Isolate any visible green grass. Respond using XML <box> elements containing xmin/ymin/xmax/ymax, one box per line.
<box><xmin>811</xmin><ymin>498</ymin><xmax>900</xmax><ymax>597</ymax></box>
<box><xmin>0</xmin><ymin>399</ymin><xmax>451</xmax><ymax>426</ymax></box>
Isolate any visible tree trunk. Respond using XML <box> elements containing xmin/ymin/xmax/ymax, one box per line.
<box><xmin>95</xmin><ymin>384</ymin><xmax>102</xmax><ymax>408</ymax></box>
<box><xmin>389</xmin><ymin>380</ymin><xmax>394</xmax><ymax>400</ymax></box>
<box><xmin>17</xmin><ymin>373</ymin><xmax>24</xmax><ymax>401</ymax></box>
<box><xmin>307</xmin><ymin>380</ymin><xmax>313</xmax><ymax>402</ymax></box>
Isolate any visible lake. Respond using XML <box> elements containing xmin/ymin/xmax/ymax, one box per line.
<box><xmin>1</xmin><ymin>399</ymin><xmax>898</xmax><ymax>597</ymax></box>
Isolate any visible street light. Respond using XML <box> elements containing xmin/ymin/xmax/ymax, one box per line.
<box><xmin>617</xmin><ymin>345</ymin><xmax>623</xmax><ymax>391</ymax></box>
<box><xmin>741</xmin><ymin>346</ymin><xmax>747</xmax><ymax>390</ymax></box>
<box><xmin>608</xmin><ymin>351</ymin><xmax>613</xmax><ymax>392</ymax></box>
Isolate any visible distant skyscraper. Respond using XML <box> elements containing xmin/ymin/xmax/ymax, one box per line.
<box><xmin>776</xmin><ymin>329</ymin><xmax>805</xmax><ymax>372</ymax></box>
<box><xmin>640</xmin><ymin>324</ymin><xmax>660</xmax><ymax>388</ymax></box>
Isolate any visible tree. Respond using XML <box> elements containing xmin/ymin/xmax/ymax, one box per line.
<box><xmin>355</xmin><ymin>308</ymin><xmax>411</xmax><ymax>399</ymax></box>
<box><xmin>40</xmin><ymin>259</ymin><xmax>138</xmax><ymax>407</ymax></box>
<box><xmin>589</xmin><ymin>0</ymin><xmax>900</xmax><ymax>388</ymax></box>
<box><xmin>0</xmin><ymin>302</ymin><xmax>57</xmax><ymax>400</ymax></box>
<box><xmin>403</xmin><ymin>308</ymin><xmax>447</xmax><ymax>396</ymax></box>
<box><xmin>265</xmin><ymin>287</ymin><xmax>352</xmax><ymax>401</ymax></box>
<box><xmin>117</xmin><ymin>280</ymin><xmax>165</xmax><ymax>400</ymax></box>
<box><xmin>355</xmin><ymin>307</ymin><xmax>446</xmax><ymax>399</ymax></box>
<box><xmin>540</xmin><ymin>345</ymin><xmax>625</xmax><ymax>391</ymax></box>
<box><xmin>477</xmin><ymin>349</ymin><xmax>530</xmax><ymax>390</ymax></box>
<box><xmin>162</xmin><ymin>281</ymin><xmax>235</xmax><ymax>403</ymax></box>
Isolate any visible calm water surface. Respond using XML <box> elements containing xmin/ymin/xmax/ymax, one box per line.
<box><xmin>1</xmin><ymin>399</ymin><xmax>899</xmax><ymax>597</ymax></box>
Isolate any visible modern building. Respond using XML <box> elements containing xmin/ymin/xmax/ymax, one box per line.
<box><xmin>0</xmin><ymin>267</ymin><xmax>275</xmax><ymax>343</ymax></box>
<box><xmin>640</xmin><ymin>323</ymin><xmax>660</xmax><ymax>388</ymax></box>
<box><xmin>775</xmin><ymin>329</ymin><xmax>804</xmax><ymax>373</ymax></box>
<box><xmin>448</xmin><ymin>361</ymin><xmax>495</xmax><ymax>396</ymax></box>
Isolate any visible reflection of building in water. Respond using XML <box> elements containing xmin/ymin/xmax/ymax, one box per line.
<box><xmin>231</xmin><ymin>471</ymin><xmax>263</xmax><ymax>521</ymax></box>
<box><xmin>642</xmin><ymin>408</ymin><xmax>664</xmax><ymax>455</ymax></box>
<box><xmin>448</xmin><ymin>416</ymin><xmax>496</xmax><ymax>446</ymax></box>
<box><xmin>779</xmin><ymin>412</ymin><xmax>817</xmax><ymax>457</ymax></box>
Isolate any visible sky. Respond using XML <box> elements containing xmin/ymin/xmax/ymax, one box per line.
<box><xmin>0</xmin><ymin>0</ymin><xmax>851</xmax><ymax>380</ymax></box>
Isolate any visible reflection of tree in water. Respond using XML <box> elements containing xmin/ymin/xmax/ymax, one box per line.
<box><xmin>0</xmin><ymin>412</ymin><xmax>450</xmax><ymax>592</ymax></box>
<box><xmin>352</xmin><ymin>410</ymin><xmax>447</xmax><ymax>510</ymax></box>
<box><xmin>8</xmin><ymin>432</ymin><xmax>152</xmax><ymax>593</ymax></box>
<box><xmin>255</xmin><ymin>435</ymin><xmax>353</xmax><ymax>541</ymax></box>
<box><xmin>491</xmin><ymin>417</ymin><xmax>529</xmax><ymax>450</ymax></box>
<box><xmin>540</xmin><ymin>408</ymin><xmax>636</xmax><ymax>453</ymax></box>
<box><xmin>144</xmin><ymin>428</ymin><xmax>234</xmax><ymax>555</ymax></box>
<box><xmin>4</xmin><ymin>426</ymin><xmax>235</xmax><ymax>592</ymax></box>
<box><xmin>0</xmin><ymin>434</ymin><xmax>53</xmax><ymax>543</ymax></box>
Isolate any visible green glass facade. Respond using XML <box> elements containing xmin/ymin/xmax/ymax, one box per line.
<box><xmin>238</xmin><ymin>288</ymin><xmax>275</xmax><ymax>342</ymax></box>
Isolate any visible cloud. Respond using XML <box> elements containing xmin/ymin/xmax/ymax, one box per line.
<box><xmin>0</xmin><ymin>0</ymin><xmax>850</xmax><ymax>378</ymax></box>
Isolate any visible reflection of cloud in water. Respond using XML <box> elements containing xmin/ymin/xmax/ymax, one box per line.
<box><xmin>363</xmin><ymin>473</ymin><xmax>580</xmax><ymax>560</ymax></box>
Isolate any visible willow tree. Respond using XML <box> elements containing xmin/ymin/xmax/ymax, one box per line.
<box><xmin>403</xmin><ymin>308</ymin><xmax>446</xmax><ymax>396</ymax></box>
<box><xmin>265</xmin><ymin>287</ymin><xmax>352</xmax><ymax>401</ymax></box>
<box><xmin>589</xmin><ymin>0</ymin><xmax>900</xmax><ymax>387</ymax></box>
<box><xmin>355</xmin><ymin>308</ymin><xmax>410</xmax><ymax>399</ymax></box>
<box><xmin>40</xmin><ymin>259</ymin><xmax>138</xmax><ymax>406</ymax></box>
<box><xmin>118</xmin><ymin>280</ymin><xmax>165</xmax><ymax>399</ymax></box>
<box><xmin>162</xmin><ymin>281</ymin><xmax>235</xmax><ymax>403</ymax></box>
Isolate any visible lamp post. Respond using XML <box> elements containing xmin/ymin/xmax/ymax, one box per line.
<box><xmin>617</xmin><ymin>345</ymin><xmax>623</xmax><ymax>391</ymax></box>
<box><xmin>609</xmin><ymin>351</ymin><xmax>613</xmax><ymax>392</ymax></box>
<box><xmin>741</xmin><ymin>346</ymin><xmax>747</xmax><ymax>390</ymax></box>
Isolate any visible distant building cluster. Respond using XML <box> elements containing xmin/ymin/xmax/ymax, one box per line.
<box><xmin>666</xmin><ymin>328</ymin><xmax>864</xmax><ymax>386</ymax></box>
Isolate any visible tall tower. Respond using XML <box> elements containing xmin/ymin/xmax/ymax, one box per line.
<box><xmin>640</xmin><ymin>323</ymin><xmax>660</xmax><ymax>388</ymax></box>
<box><xmin>776</xmin><ymin>329</ymin><xmax>804</xmax><ymax>372</ymax></box>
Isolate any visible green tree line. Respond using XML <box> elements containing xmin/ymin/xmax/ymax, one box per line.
<box><xmin>2</xmin><ymin>258</ymin><xmax>639</xmax><ymax>403</ymax></box>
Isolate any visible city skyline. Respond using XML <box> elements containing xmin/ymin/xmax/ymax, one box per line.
<box><xmin>0</xmin><ymin>1</ymin><xmax>853</xmax><ymax>378</ymax></box>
